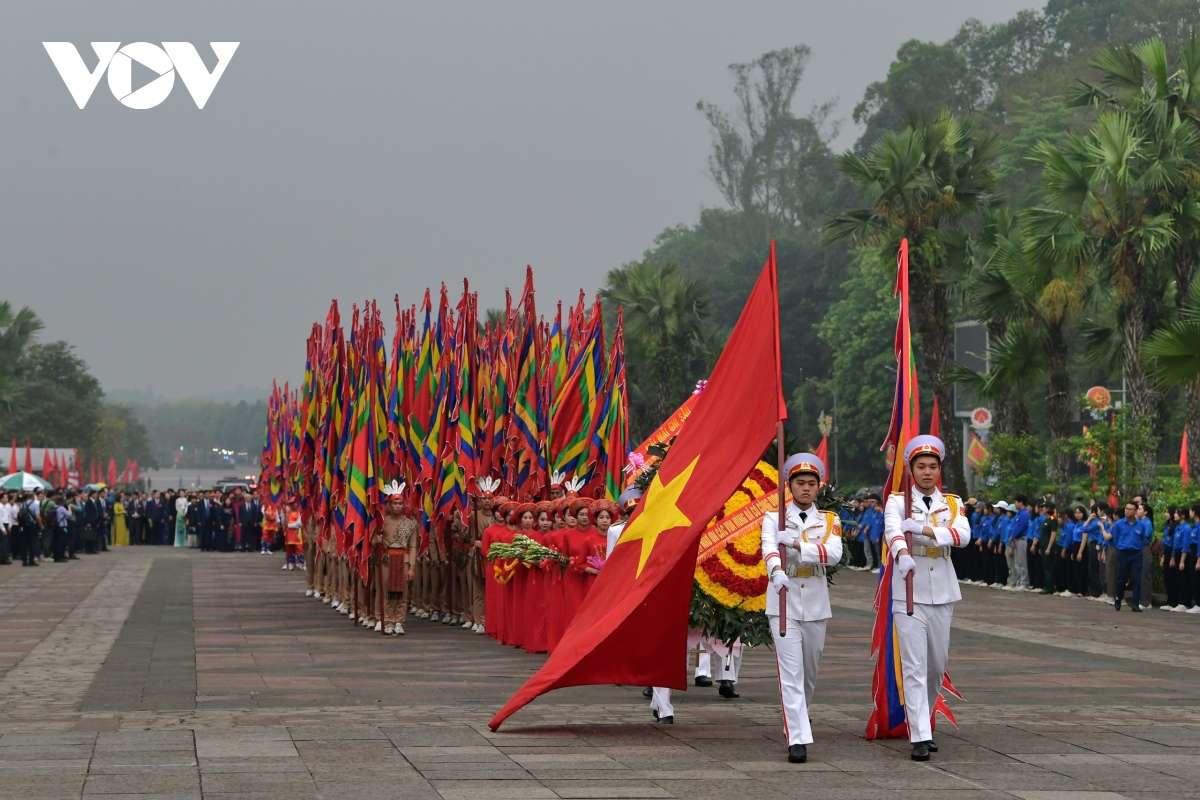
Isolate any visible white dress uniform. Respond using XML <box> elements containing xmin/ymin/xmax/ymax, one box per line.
<box><xmin>761</xmin><ymin>501</ymin><xmax>842</xmax><ymax>747</ymax></box>
<box><xmin>884</xmin><ymin>485</ymin><xmax>971</xmax><ymax>744</ymax></box>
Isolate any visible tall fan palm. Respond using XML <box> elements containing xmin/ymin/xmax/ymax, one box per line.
<box><xmin>825</xmin><ymin>110</ymin><xmax>1004</xmax><ymax>492</ymax></box>
<box><xmin>1071</xmin><ymin>31</ymin><xmax>1200</xmax><ymax>483</ymax></box>
<box><xmin>601</xmin><ymin>263</ymin><xmax>715</xmax><ymax>428</ymax></box>
<box><xmin>1023</xmin><ymin>105</ymin><xmax>1199</xmax><ymax>492</ymax></box>
<box><xmin>973</xmin><ymin>214</ymin><xmax>1092</xmax><ymax>501</ymax></box>
<box><xmin>0</xmin><ymin>303</ymin><xmax>44</xmax><ymax>414</ymax></box>
<box><xmin>1143</xmin><ymin>280</ymin><xmax>1200</xmax><ymax>478</ymax></box>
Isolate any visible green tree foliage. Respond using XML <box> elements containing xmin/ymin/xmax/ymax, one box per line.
<box><xmin>1070</xmin><ymin>405</ymin><xmax>1158</xmax><ymax>500</ymax></box>
<box><xmin>826</xmin><ymin>111</ymin><xmax>1004</xmax><ymax>493</ymax></box>
<box><xmin>696</xmin><ymin>46</ymin><xmax>841</xmax><ymax>240</ymax></box>
<box><xmin>816</xmin><ymin>249</ymin><xmax>897</xmax><ymax>483</ymax></box>
<box><xmin>0</xmin><ymin>341</ymin><xmax>103</xmax><ymax>451</ymax></box>
<box><xmin>1025</xmin><ymin>38</ymin><xmax>1200</xmax><ymax>492</ymax></box>
<box><xmin>128</xmin><ymin>399</ymin><xmax>269</xmax><ymax>468</ymax></box>
<box><xmin>0</xmin><ymin>303</ymin><xmax>44</xmax><ymax>413</ymax></box>
<box><xmin>982</xmin><ymin>433</ymin><xmax>1049</xmax><ymax>499</ymax></box>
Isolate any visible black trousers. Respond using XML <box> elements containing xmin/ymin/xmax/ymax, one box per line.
<box><xmin>1087</xmin><ymin>544</ymin><xmax>1104</xmax><ymax>597</ymax></box>
<box><xmin>52</xmin><ymin>526</ymin><xmax>68</xmax><ymax>561</ymax></box>
<box><xmin>993</xmin><ymin>547</ymin><xmax>1008</xmax><ymax>586</ymax></box>
<box><xmin>1070</xmin><ymin>543</ymin><xmax>1088</xmax><ymax>594</ymax></box>
<box><xmin>0</xmin><ymin>528</ymin><xmax>10</xmax><ymax>563</ymax></box>
<box><xmin>20</xmin><ymin>525</ymin><xmax>39</xmax><ymax>564</ymax></box>
<box><xmin>1115</xmin><ymin>548</ymin><xmax>1143</xmax><ymax>608</ymax></box>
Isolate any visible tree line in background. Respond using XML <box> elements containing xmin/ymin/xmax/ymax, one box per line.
<box><xmin>0</xmin><ymin>302</ymin><xmax>155</xmax><ymax>470</ymax></box>
<box><xmin>606</xmin><ymin>0</ymin><xmax>1200</xmax><ymax>506</ymax></box>
<box><xmin>0</xmin><ymin>302</ymin><xmax>267</xmax><ymax>472</ymax></box>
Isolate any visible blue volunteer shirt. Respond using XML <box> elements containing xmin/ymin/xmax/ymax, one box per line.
<box><xmin>1110</xmin><ymin>517</ymin><xmax>1148</xmax><ymax>551</ymax></box>
<box><xmin>997</xmin><ymin>514</ymin><xmax>1012</xmax><ymax>545</ymax></box>
<box><xmin>1011</xmin><ymin>508</ymin><xmax>1031</xmax><ymax>539</ymax></box>
<box><xmin>1057</xmin><ymin>520</ymin><xmax>1073</xmax><ymax>549</ymax></box>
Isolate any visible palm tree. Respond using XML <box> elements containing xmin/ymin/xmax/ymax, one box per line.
<box><xmin>1070</xmin><ymin>31</ymin><xmax>1200</xmax><ymax>484</ymax></box>
<box><xmin>0</xmin><ymin>303</ymin><xmax>44</xmax><ymax>414</ymax></box>
<box><xmin>825</xmin><ymin>111</ymin><xmax>1005</xmax><ymax>492</ymax></box>
<box><xmin>1143</xmin><ymin>280</ymin><xmax>1200</xmax><ymax>479</ymax></box>
<box><xmin>601</xmin><ymin>263</ymin><xmax>716</xmax><ymax>432</ymax></box>
<box><xmin>1026</xmin><ymin>95</ymin><xmax>1200</xmax><ymax>492</ymax></box>
<box><xmin>948</xmin><ymin>324</ymin><xmax>1044</xmax><ymax>436</ymax></box>
<box><xmin>971</xmin><ymin>212</ymin><xmax>1092</xmax><ymax>502</ymax></box>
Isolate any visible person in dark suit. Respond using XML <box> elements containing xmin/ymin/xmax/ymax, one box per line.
<box><xmin>97</xmin><ymin>490</ymin><xmax>111</xmax><ymax>551</ymax></box>
<box><xmin>233</xmin><ymin>495</ymin><xmax>254</xmax><ymax>552</ymax></box>
<box><xmin>186</xmin><ymin>494</ymin><xmax>204</xmax><ymax>549</ymax></box>
<box><xmin>146</xmin><ymin>491</ymin><xmax>163</xmax><ymax>545</ymax></box>
<box><xmin>127</xmin><ymin>495</ymin><xmax>144</xmax><ymax>545</ymax></box>
<box><xmin>82</xmin><ymin>491</ymin><xmax>99</xmax><ymax>554</ymax></box>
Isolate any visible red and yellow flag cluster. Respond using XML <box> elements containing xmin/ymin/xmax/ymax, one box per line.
<box><xmin>258</xmin><ymin>269</ymin><xmax>629</xmax><ymax>575</ymax></box>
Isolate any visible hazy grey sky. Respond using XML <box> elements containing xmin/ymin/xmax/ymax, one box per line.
<box><xmin>3</xmin><ymin>0</ymin><xmax>1039</xmax><ymax>398</ymax></box>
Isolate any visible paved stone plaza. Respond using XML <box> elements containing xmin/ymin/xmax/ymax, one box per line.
<box><xmin>2</xmin><ymin>548</ymin><xmax>1198</xmax><ymax>799</ymax></box>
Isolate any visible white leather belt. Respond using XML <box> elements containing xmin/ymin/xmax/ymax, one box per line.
<box><xmin>786</xmin><ymin>564</ymin><xmax>827</xmax><ymax>578</ymax></box>
<box><xmin>912</xmin><ymin>546</ymin><xmax>951</xmax><ymax>558</ymax></box>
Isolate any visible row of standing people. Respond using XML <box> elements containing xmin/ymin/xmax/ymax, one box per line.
<box><xmin>0</xmin><ymin>487</ymin><xmax>116</xmax><ymax>565</ymax></box>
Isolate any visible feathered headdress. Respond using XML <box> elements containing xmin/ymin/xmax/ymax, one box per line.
<box><xmin>475</xmin><ymin>476</ymin><xmax>501</xmax><ymax>497</ymax></box>
<box><xmin>381</xmin><ymin>480</ymin><xmax>406</xmax><ymax>497</ymax></box>
<box><xmin>549</xmin><ymin>470</ymin><xmax>567</xmax><ymax>489</ymax></box>
<box><xmin>563</xmin><ymin>475</ymin><xmax>586</xmax><ymax>496</ymax></box>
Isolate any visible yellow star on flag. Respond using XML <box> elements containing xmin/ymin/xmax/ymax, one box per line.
<box><xmin>615</xmin><ymin>455</ymin><xmax>698</xmax><ymax>577</ymax></box>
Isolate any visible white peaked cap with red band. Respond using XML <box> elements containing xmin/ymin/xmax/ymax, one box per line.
<box><xmin>903</xmin><ymin>434</ymin><xmax>945</xmax><ymax>464</ymax></box>
<box><xmin>783</xmin><ymin>453</ymin><xmax>826</xmax><ymax>483</ymax></box>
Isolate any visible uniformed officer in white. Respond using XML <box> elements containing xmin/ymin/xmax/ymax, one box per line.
<box><xmin>761</xmin><ymin>453</ymin><xmax>843</xmax><ymax>764</ymax></box>
<box><xmin>884</xmin><ymin>434</ymin><xmax>971</xmax><ymax>762</ymax></box>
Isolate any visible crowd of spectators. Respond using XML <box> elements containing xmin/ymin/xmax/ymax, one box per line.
<box><xmin>841</xmin><ymin>494</ymin><xmax>1200</xmax><ymax>614</ymax></box>
<box><xmin>0</xmin><ymin>486</ymin><xmax>275</xmax><ymax>565</ymax></box>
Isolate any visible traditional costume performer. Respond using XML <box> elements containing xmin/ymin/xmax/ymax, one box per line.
<box><xmin>282</xmin><ymin>504</ymin><xmax>303</xmax><ymax>570</ymax></box>
<box><xmin>761</xmin><ymin>452</ymin><xmax>842</xmax><ymax>763</ymax></box>
<box><xmin>542</xmin><ymin>497</ymin><xmax>571</xmax><ymax>651</ymax></box>
<box><xmin>883</xmin><ymin>434</ymin><xmax>971</xmax><ymax>761</ymax></box>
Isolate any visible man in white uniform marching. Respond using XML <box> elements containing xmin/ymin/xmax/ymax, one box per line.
<box><xmin>761</xmin><ymin>453</ymin><xmax>842</xmax><ymax>764</ymax></box>
<box><xmin>884</xmin><ymin>434</ymin><xmax>971</xmax><ymax>762</ymax></box>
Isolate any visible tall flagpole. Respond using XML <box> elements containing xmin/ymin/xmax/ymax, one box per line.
<box><xmin>777</xmin><ymin>421</ymin><xmax>787</xmax><ymax>637</ymax></box>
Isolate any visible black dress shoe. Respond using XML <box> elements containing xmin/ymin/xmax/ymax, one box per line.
<box><xmin>652</xmin><ymin>709</ymin><xmax>658</xmax><ymax>720</ymax></box>
<box><xmin>787</xmin><ymin>744</ymin><xmax>807</xmax><ymax>763</ymax></box>
<box><xmin>694</xmin><ymin>676</ymin><xmax>713</xmax><ymax>687</ymax></box>
<box><xmin>657</xmin><ymin>715</ymin><xmax>673</xmax><ymax>724</ymax></box>
<box><xmin>923</xmin><ymin>740</ymin><xmax>938</xmax><ymax>752</ymax></box>
<box><xmin>642</xmin><ymin>686</ymin><xmax>653</xmax><ymax>698</ymax></box>
<box><xmin>1131</xmin><ymin>605</ymin><xmax>1142</xmax><ymax>612</ymax></box>
<box><xmin>718</xmin><ymin>680</ymin><xmax>739</xmax><ymax>699</ymax></box>
<box><xmin>1114</xmin><ymin>597</ymin><xmax>1122</xmax><ymax>611</ymax></box>
<box><xmin>911</xmin><ymin>742</ymin><xmax>930</xmax><ymax>761</ymax></box>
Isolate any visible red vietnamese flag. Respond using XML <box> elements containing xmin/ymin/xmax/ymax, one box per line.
<box><xmin>814</xmin><ymin>434</ymin><xmax>829</xmax><ymax>467</ymax></box>
<box><xmin>1182</xmin><ymin>428</ymin><xmax>1190</xmax><ymax>486</ymax></box>
<box><xmin>107</xmin><ymin>458</ymin><xmax>118</xmax><ymax>487</ymax></box>
<box><xmin>24</xmin><ymin>440</ymin><xmax>32</xmax><ymax>474</ymax></box>
<box><xmin>489</xmin><ymin>243</ymin><xmax>786</xmax><ymax>730</ymax></box>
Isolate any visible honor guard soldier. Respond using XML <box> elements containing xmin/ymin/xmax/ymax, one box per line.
<box><xmin>884</xmin><ymin>434</ymin><xmax>971</xmax><ymax>761</ymax></box>
<box><xmin>761</xmin><ymin>452</ymin><xmax>843</xmax><ymax>764</ymax></box>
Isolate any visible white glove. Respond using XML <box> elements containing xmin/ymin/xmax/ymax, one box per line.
<box><xmin>769</xmin><ymin>569</ymin><xmax>789</xmax><ymax>591</ymax></box>
<box><xmin>775</xmin><ymin>528</ymin><xmax>796</xmax><ymax>548</ymax></box>
<box><xmin>901</xmin><ymin>519</ymin><xmax>925</xmax><ymax>536</ymax></box>
<box><xmin>896</xmin><ymin>553</ymin><xmax>916</xmax><ymax>579</ymax></box>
